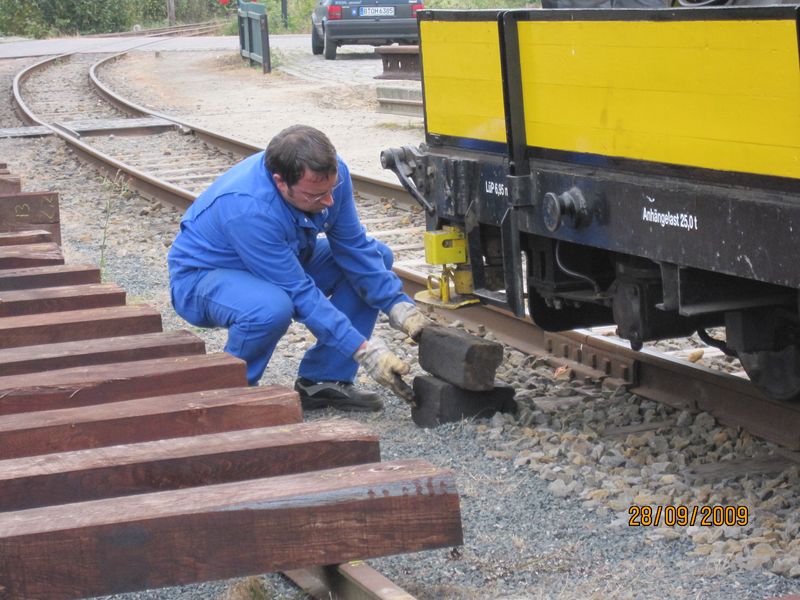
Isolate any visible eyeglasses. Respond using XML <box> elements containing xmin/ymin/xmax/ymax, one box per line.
<box><xmin>293</xmin><ymin>180</ymin><xmax>343</xmax><ymax>204</ymax></box>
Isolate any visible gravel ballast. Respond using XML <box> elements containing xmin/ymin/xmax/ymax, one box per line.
<box><xmin>2</xmin><ymin>41</ymin><xmax>800</xmax><ymax>600</ymax></box>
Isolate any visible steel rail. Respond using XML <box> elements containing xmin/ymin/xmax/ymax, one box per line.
<box><xmin>12</xmin><ymin>54</ymin><xmax>72</xmax><ymax>126</ymax></box>
<box><xmin>14</xmin><ymin>42</ymin><xmax>800</xmax><ymax>453</ymax></box>
<box><xmin>394</xmin><ymin>271</ymin><xmax>800</xmax><ymax>450</ymax></box>
<box><xmin>145</xmin><ymin>23</ymin><xmax>226</xmax><ymax>37</ymax></box>
<box><xmin>84</xmin><ymin>20</ymin><xmax>226</xmax><ymax>39</ymax></box>
<box><xmin>14</xmin><ymin>53</ymin><xmax>199</xmax><ymax>209</ymax></box>
<box><xmin>284</xmin><ymin>561</ymin><xmax>416</xmax><ymax>600</ymax></box>
<box><xmin>89</xmin><ymin>51</ymin><xmax>413</xmax><ymax>207</ymax></box>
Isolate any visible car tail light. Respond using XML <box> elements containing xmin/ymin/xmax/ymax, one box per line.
<box><xmin>327</xmin><ymin>5</ymin><xmax>342</xmax><ymax>19</ymax></box>
<box><xmin>411</xmin><ymin>3</ymin><xmax>424</xmax><ymax>15</ymax></box>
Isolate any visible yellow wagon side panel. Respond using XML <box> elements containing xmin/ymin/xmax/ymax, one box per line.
<box><xmin>421</xmin><ymin>19</ymin><xmax>507</xmax><ymax>145</ymax></box>
<box><xmin>517</xmin><ymin>18</ymin><xmax>800</xmax><ymax>179</ymax></box>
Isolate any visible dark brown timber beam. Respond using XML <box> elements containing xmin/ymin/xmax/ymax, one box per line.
<box><xmin>0</xmin><ymin>283</ymin><xmax>126</xmax><ymax>317</ymax></box>
<box><xmin>0</xmin><ymin>352</ymin><xmax>247</xmax><ymax>415</ymax></box>
<box><xmin>0</xmin><ymin>191</ymin><xmax>60</xmax><ymax>244</ymax></box>
<box><xmin>0</xmin><ymin>330</ymin><xmax>205</xmax><ymax>376</ymax></box>
<box><xmin>0</xmin><ymin>264</ymin><xmax>100</xmax><ymax>291</ymax></box>
<box><xmin>0</xmin><ymin>304</ymin><xmax>162</xmax><ymax>349</ymax></box>
<box><xmin>0</xmin><ymin>386</ymin><xmax>302</xmax><ymax>459</ymax></box>
<box><xmin>0</xmin><ymin>230</ymin><xmax>52</xmax><ymax>246</ymax></box>
<box><xmin>0</xmin><ymin>420</ymin><xmax>379</xmax><ymax>511</ymax></box>
<box><xmin>0</xmin><ymin>242</ymin><xmax>62</xmax><ymax>269</ymax></box>
<box><xmin>0</xmin><ymin>460</ymin><xmax>462</xmax><ymax>600</ymax></box>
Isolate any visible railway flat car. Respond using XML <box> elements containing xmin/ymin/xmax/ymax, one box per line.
<box><xmin>382</xmin><ymin>6</ymin><xmax>800</xmax><ymax>402</ymax></box>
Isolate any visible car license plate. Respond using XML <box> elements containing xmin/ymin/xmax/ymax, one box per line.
<box><xmin>360</xmin><ymin>6</ymin><xmax>394</xmax><ymax>16</ymax></box>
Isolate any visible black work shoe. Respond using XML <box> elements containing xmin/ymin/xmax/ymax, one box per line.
<box><xmin>294</xmin><ymin>377</ymin><xmax>383</xmax><ymax>412</ymax></box>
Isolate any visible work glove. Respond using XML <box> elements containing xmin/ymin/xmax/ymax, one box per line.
<box><xmin>388</xmin><ymin>301</ymin><xmax>430</xmax><ymax>341</ymax></box>
<box><xmin>354</xmin><ymin>338</ymin><xmax>413</xmax><ymax>402</ymax></box>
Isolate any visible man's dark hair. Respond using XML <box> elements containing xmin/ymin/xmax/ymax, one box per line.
<box><xmin>265</xmin><ymin>124</ymin><xmax>338</xmax><ymax>186</ymax></box>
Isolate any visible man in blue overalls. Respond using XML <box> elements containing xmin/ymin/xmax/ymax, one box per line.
<box><xmin>168</xmin><ymin>125</ymin><xmax>428</xmax><ymax>411</ymax></box>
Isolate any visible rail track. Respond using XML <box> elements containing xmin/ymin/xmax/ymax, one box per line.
<box><xmin>9</xmin><ymin>46</ymin><xmax>800</xmax><ymax>453</ymax></box>
<box><xmin>84</xmin><ymin>20</ymin><xmax>228</xmax><ymax>39</ymax></box>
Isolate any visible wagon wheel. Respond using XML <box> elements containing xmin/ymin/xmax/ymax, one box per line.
<box><xmin>739</xmin><ymin>344</ymin><xmax>800</xmax><ymax>403</ymax></box>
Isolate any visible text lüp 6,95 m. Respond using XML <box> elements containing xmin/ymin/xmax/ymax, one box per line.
<box><xmin>628</xmin><ymin>505</ymin><xmax>749</xmax><ymax>527</ymax></box>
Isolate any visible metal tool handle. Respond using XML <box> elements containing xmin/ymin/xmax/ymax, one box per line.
<box><xmin>391</xmin><ymin>373</ymin><xmax>416</xmax><ymax>407</ymax></box>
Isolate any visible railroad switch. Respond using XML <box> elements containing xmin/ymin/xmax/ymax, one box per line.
<box><xmin>418</xmin><ymin>226</ymin><xmax>480</xmax><ymax>310</ymax></box>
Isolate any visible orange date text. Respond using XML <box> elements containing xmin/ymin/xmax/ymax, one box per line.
<box><xmin>627</xmin><ymin>504</ymin><xmax>749</xmax><ymax>527</ymax></box>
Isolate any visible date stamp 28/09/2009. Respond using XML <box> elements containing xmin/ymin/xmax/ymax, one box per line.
<box><xmin>628</xmin><ymin>505</ymin><xmax>749</xmax><ymax>527</ymax></box>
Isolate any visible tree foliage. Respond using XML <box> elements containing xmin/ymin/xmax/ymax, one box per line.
<box><xmin>0</xmin><ymin>0</ymin><xmax>229</xmax><ymax>38</ymax></box>
<box><xmin>260</xmin><ymin>0</ymin><xmax>316</xmax><ymax>32</ymax></box>
<box><xmin>0</xmin><ymin>0</ymin><xmax>538</xmax><ymax>38</ymax></box>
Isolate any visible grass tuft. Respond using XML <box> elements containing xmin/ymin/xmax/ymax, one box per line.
<box><xmin>214</xmin><ymin>577</ymin><xmax>271</xmax><ymax>600</ymax></box>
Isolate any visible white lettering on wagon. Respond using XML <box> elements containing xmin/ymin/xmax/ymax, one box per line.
<box><xmin>485</xmin><ymin>180</ymin><xmax>508</xmax><ymax>197</ymax></box>
<box><xmin>642</xmin><ymin>206</ymin><xmax>699</xmax><ymax>232</ymax></box>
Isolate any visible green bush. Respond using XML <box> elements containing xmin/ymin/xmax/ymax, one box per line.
<box><xmin>220</xmin><ymin>15</ymin><xmax>241</xmax><ymax>35</ymax></box>
<box><xmin>249</xmin><ymin>0</ymin><xmax>539</xmax><ymax>34</ymax></box>
<box><xmin>40</xmin><ymin>0</ymin><xmax>132</xmax><ymax>35</ymax></box>
<box><xmin>0</xmin><ymin>1</ymin><xmax>48</xmax><ymax>38</ymax></box>
<box><xmin>0</xmin><ymin>0</ymin><xmax>537</xmax><ymax>38</ymax></box>
<box><xmin>129</xmin><ymin>0</ymin><xmax>172</xmax><ymax>25</ymax></box>
<box><xmin>260</xmin><ymin>0</ymin><xmax>316</xmax><ymax>33</ymax></box>
<box><xmin>173</xmin><ymin>0</ymin><xmax>231</xmax><ymax>22</ymax></box>
<box><xmin>0</xmin><ymin>0</ymin><xmax>230</xmax><ymax>38</ymax></box>
<box><xmin>427</xmin><ymin>0</ymin><xmax>539</xmax><ymax>7</ymax></box>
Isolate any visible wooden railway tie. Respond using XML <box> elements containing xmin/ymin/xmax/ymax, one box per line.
<box><xmin>0</xmin><ymin>168</ymin><xmax>464</xmax><ymax>599</ymax></box>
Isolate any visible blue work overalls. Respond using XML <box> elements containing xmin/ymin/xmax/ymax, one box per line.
<box><xmin>167</xmin><ymin>152</ymin><xmax>411</xmax><ymax>385</ymax></box>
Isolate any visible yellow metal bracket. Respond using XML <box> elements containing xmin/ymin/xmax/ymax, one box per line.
<box><xmin>415</xmin><ymin>227</ymin><xmax>480</xmax><ymax>310</ymax></box>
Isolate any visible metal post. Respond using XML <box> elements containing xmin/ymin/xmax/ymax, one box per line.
<box><xmin>167</xmin><ymin>0</ymin><xmax>176</xmax><ymax>25</ymax></box>
<box><xmin>237</xmin><ymin>1</ymin><xmax>270</xmax><ymax>74</ymax></box>
<box><xmin>237</xmin><ymin>1</ymin><xmax>246</xmax><ymax>55</ymax></box>
<box><xmin>281</xmin><ymin>0</ymin><xmax>288</xmax><ymax>28</ymax></box>
<box><xmin>260</xmin><ymin>14</ymin><xmax>271</xmax><ymax>73</ymax></box>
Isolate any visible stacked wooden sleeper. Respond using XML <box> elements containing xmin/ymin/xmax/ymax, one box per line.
<box><xmin>412</xmin><ymin>325</ymin><xmax>517</xmax><ymax>428</ymax></box>
<box><xmin>0</xmin><ymin>167</ymin><xmax>463</xmax><ymax>599</ymax></box>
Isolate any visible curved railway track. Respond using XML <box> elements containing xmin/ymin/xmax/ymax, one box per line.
<box><xmin>10</xmin><ymin>46</ymin><xmax>800</xmax><ymax>456</ymax></box>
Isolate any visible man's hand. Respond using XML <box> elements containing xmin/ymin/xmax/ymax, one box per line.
<box><xmin>388</xmin><ymin>301</ymin><xmax>430</xmax><ymax>341</ymax></box>
<box><xmin>354</xmin><ymin>338</ymin><xmax>410</xmax><ymax>391</ymax></box>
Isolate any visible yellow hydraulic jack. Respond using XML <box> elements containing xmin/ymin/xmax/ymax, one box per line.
<box><xmin>416</xmin><ymin>226</ymin><xmax>481</xmax><ymax>309</ymax></box>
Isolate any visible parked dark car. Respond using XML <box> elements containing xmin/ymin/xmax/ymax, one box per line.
<box><xmin>311</xmin><ymin>0</ymin><xmax>423</xmax><ymax>60</ymax></box>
